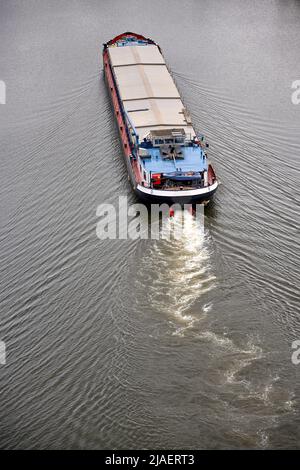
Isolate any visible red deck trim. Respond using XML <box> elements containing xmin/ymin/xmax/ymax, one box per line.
<box><xmin>106</xmin><ymin>32</ymin><xmax>155</xmax><ymax>46</ymax></box>
<box><xmin>208</xmin><ymin>164</ymin><xmax>216</xmax><ymax>185</ymax></box>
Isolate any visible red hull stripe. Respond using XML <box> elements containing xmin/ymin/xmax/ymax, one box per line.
<box><xmin>208</xmin><ymin>164</ymin><xmax>216</xmax><ymax>185</ymax></box>
<box><xmin>103</xmin><ymin>50</ymin><xmax>142</xmax><ymax>184</ymax></box>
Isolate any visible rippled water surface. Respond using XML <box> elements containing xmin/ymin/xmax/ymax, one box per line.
<box><xmin>0</xmin><ymin>0</ymin><xmax>300</xmax><ymax>449</ymax></box>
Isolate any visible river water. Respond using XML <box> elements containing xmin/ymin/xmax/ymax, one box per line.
<box><xmin>0</xmin><ymin>0</ymin><xmax>300</xmax><ymax>449</ymax></box>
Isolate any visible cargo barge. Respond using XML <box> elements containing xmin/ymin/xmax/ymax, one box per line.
<box><xmin>103</xmin><ymin>32</ymin><xmax>218</xmax><ymax>204</ymax></box>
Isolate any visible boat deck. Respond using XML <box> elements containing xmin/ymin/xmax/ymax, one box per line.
<box><xmin>140</xmin><ymin>146</ymin><xmax>207</xmax><ymax>174</ymax></box>
<box><xmin>107</xmin><ymin>41</ymin><xmax>196</xmax><ymax>140</ymax></box>
<box><xmin>104</xmin><ymin>33</ymin><xmax>218</xmax><ymax>201</ymax></box>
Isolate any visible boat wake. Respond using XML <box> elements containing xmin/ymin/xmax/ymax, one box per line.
<box><xmin>133</xmin><ymin>209</ymin><xmax>217</xmax><ymax>336</ymax></box>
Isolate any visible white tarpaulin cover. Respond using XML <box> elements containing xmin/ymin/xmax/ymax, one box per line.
<box><xmin>108</xmin><ymin>44</ymin><xmax>194</xmax><ymax>138</ymax></box>
<box><xmin>109</xmin><ymin>44</ymin><xmax>165</xmax><ymax>66</ymax></box>
<box><xmin>113</xmin><ymin>65</ymin><xmax>180</xmax><ymax>101</ymax></box>
<box><xmin>124</xmin><ymin>98</ymin><xmax>186</xmax><ymax>128</ymax></box>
